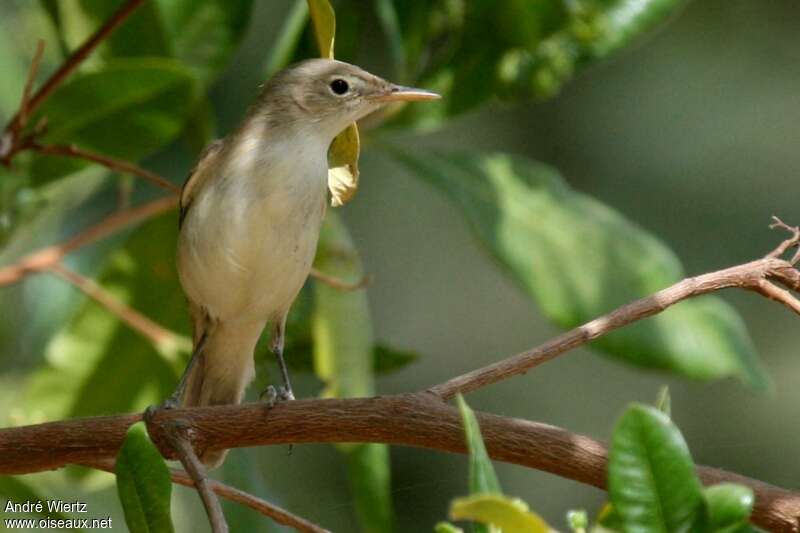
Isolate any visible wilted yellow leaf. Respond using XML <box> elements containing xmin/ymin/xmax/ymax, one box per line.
<box><xmin>450</xmin><ymin>494</ymin><xmax>552</xmax><ymax>533</ymax></box>
<box><xmin>307</xmin><ymin>0</ymin><xmax>361</xmax><ymax>206</ymax></box>
<box><xmin>327</xmin><ymin>124</ymin><xmax>360</xmax><ymax>206</ymax></box>
<box><xmin>307</xmin><ymin>0</ymin><xmax>335</xmax><ymax>58</ymax></box>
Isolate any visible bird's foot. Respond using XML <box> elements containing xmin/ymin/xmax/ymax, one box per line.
<box><xmin>143</xmin><ymin>393</ymin><xmax>181</xmax><ymax>425</ymax></box>
<box><xmin>259</xmin><ymin>385</ymin><xmax>295</xmax><ymax>408</ymax></box>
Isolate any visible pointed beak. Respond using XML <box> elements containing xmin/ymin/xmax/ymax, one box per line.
<box><xmin>372</xmin><ymin>84</ymin><xmax>441</xmax><ymax>102</ymax></box>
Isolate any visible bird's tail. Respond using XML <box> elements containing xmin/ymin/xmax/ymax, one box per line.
<box><xmin>180</xmin><ymin>319</ymin><xmax>264</xmax><ymax>468</ymax></box>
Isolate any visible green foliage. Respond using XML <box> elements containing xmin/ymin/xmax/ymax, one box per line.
<box><xmin>655</xmin><ymin>386</ymin><xmax>671</xmax><ymax>417</ymax></box>
<box><xmin>566</xmin><ymin>509</ymin><xmax>588</xmax><ymax>532</ymax></box>
<box><xmin>0</xmin><ymin>476</ymin><xmax>77</xmax><ymax>526</ymax></box>
<box><xmin>29</xmin><ymin>58</ymin><xmax>200</xmax><ymax>183</ymax></box>
<box><xmin>608</xmin><ymin>404</ymin><xmax>703</xmax><ymax>532</ymax></box>
<box><xmin>24</xmin><ymin>212</ymin><xmax>187</xmax><ymax>420</ymax></box>
<box><xmin>43</xmin><ymin>0</ymin><xmax>254</xmax><ymax>83</ymax></box>
<box><xmin>115</xmin><ymin>422</ymin><xmax>174</xmax><ymax>533</ymax></box>
<box><xmin>456</xmin><ymin>394</ymin><xmax>501</xmax><ymax>496</ymax></box>
<box><xmin>385</xmin><ymin>0</ymin><xmax>687</xmax><ymax>128</ymax></box>
<box><xmin>393</xmin><ymin>150</ymin><xmax>766</xmax><ymax>388</ymax></box>
<box><xmin>312</xmin><ymin>212</ymin><xmax>394</xmax><ymax>532</ymax></box>
<box><xmin>701</xmin><ymin>484</ymin><xmax>755</xmax><ymax>532</ymax></box>
<box><xmin>608</xmin><ymin>404</ymin><xmax>755</xmax><ymax>533</ymax></box>
<box><xmin>450</xmin><ymin>494</ymin><xmax>550</xmax><ymax>533</ymax></box>
<box><xmin>0</xmin><ymin>1</ymin><xmax>785</xmax><ymax>532</ymax></box>
<box><xmin>450</xmin><ymin>395</ymin><xmax>552</xmax><ymax>533</ymax></box>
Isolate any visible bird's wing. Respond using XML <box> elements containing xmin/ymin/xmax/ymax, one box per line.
<box><xmin>179</xmin><ymin>139</ymin><xmax>224</xmax><ymax>229</ymax></box>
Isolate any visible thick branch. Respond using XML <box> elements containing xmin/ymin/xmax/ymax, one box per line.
<box><xmin>0</xmin><ymin>395</ymin><xmax>797</xmax><ymax>532</ymax></box>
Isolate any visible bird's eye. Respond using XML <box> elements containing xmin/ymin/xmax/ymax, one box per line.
<box><xmin>329</xmin><ymin>78</ymin><xmax>349</xmax><ymax>95</ymax></box>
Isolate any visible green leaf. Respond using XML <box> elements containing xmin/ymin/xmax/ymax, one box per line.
<box><xmin>566</xmin><ymin>509</ymin><xmax>588</xmax><ymax>532</ymax></box>
<box><xmin>374</xmin><ymin>0</ymin><xmax>407</xmax><ymax>80</ymax></box>
<box><xmin>450</xmin><ymin>494</ymin><xmax>551</xmax><ymax>533</ymax></box>
<box><xmin>346</xmin><ymin>443</ymin><xmax>394</xmax><ymax>533</ymax></box>
<box><xmin>156</xmin><ymin>0</ymin><xmax>254</xmax><ymax>83</ymax></box>
<box><xmin>115</xmin><ymin>422</ymin><xmax>175</xmax><ymax>533</ymax></box>
<box><xmin>702</xmin><ymin>484</ymin><xmax>754</xmax><ymax>532</ymax></box>
<box><xmin>24</xmin><ymin>211</ymin><xmax>188</xmax><ymax>421</ymax></box>
<box><xmin>435</xmin><ymin>523</ymin><xmax>465</xmax><ymax>533</ymax></box>
<box><xmin>608</xmin><ymin>403</ymin><xmax>702</xmax><ymax>533</ymax></box>
<box><xmin>596</xmin><ymin>502</ymin><xmax>624</xmax><ymax>531</ymax></box>
<box><xmin>456</xmin><ymin>394</ymin><xmax>501</xmax><ymax>495</ymax></box>
<box><xmin>655</xmin><ymin>386</ymin><xmax>671</xmax><ymax>418</ymax></box>
<box><xmin>52</xmin><ymin>0</ymin><xmax>253</xmax><ymax>83</ymax></box>
<box><xmin>374</xmin><ymin>344</ymin><xmax>418</xmax><ymax>374</ymax></box>
<box><xmin>221</xmin><ymin>450</ymin><xmax>279</xmax><ymax>533</ymax></box>
<box><xmin>30</xmin><ymin>58</ymin><xmax>200</xmax><ymax>184</ymax></box>
<box><xmin>591</xmin><ymin>0</ymin><xmax>689</xmax><ymax>58</ymax></box>
<box><xmin>264</xmin><ymin>0</ymin><xmax>309</xmax><ymax>77</ymax></box>
<box><xmin>312</xmin><ymin>212</ymin><xmax>394</xmax><ymax>532</ymax></box>
<box><xmin>391</xmin><ymin>150</ymin><xmax>766</xmax><ymax>388</ymax></box>
<box><xmin>0</xmin><ymin>476</ymin><xmax>77</xmax><ymax>526</ymax></box>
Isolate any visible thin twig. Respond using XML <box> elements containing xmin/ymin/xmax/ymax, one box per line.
<box><xmin>164</xmin><ymin>420</ymin><xmax>229</xmax><ymax>533</ymax></box>
<box><xmin>47</xmin><ymin>262</ymin><xmax>181</xmax><ymax>347</ymax></box>
<box><xmin>169</xmin><ymin>469</ymin><xmax>332</xmax><ymax>533</ymax></box>
<box><xmin>2</xmin><ymin>0</ymin><xmax>146</xmax><ymax>156</ymax></box>
<box><xmin>83</xmin><ymin>457</ymin><xmax>331</xmax><ymax>533</ymax></box>
<box><xmin>429</xmin><ymin>222</ymin><xmax>800</xmax><ymax>400</ymax></box>
<box><xmin>310</xmin><ymin>267</ymin><xmax>371</xmax><ymax>291</ymax></box>
<box><xmin>0</xmin><ymin>195</ymin><xmax>178</xmax><ymax>286</ymax></box>
<box><xmin>17</xmin><ymin>40</ymin><xmax>46</xmax><ymax>130</ymax></box>
<box><xmin>30</xmin><ymin>143</ymin><xmax>180</xmax><ymax>193</ymax></box>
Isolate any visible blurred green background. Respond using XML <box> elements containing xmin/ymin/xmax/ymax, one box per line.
<box><xmin>1</xmin><ymin>0</ymin><xmax>798</xmax><ymax>531</ymax></box>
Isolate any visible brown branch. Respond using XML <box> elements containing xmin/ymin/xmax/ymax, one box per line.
<box><xmin>29</xmin><ymin>142</ymin><xmax>180</xmax><ymax>193</ymax></box>
<box><xmin>310</xmin><ymin>267</ymin><xmax>371</xmax><ymax>291</ymax></box>
<box><xmin>429</xmin><ymin>223</ymin><xmax>800</xmax><ymax>400</ymax></box>
<box><xmin>1</xmin><ymin>0</ymin><xmax>146</xmax><ymax>163</ymax></box>
<box><xmin>0</xmin><ymin>395</ymin><xmax>797</xmax><ymax>532</ymax></box>
<box><xmin>47</xmin><ymin>262</ymin><xmax>181</xmax><ymax>347</ymax></box>
<box><xmin>84</xmin><ymin>457</ymin><xmax>331</xmax><ymax>533</ymax></box>
<box><xmin>0</xmin><ymin>194</ymin><xmax>178</xmax><ymax>286</ymax></box>
<box><xmin>1</xmin><ymin>224</ymin><xmax>798</xmax><ymax>531</ymax></box>
<box><xmin>163</xmin><ymin>420</ymin><xmax>228</xmax><ymax>533</ymax></box>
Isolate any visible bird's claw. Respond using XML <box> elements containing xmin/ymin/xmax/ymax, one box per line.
<box><xmin>144</xmin><ymin>395</ymin><xmax>180</xmax><ymax>425</ymax></box>
<box><xmin>260</xmin><ymin>385</ymin><xmax>294</xmax><ymax>409</ymax></box>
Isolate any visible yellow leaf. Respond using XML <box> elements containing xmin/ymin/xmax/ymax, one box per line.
<box><xmin>450</xmin><ymin>494</ymin><xmax>552</xmax><ymax>533</ymax></box>
<box><xmin>328</xmin><ymin>123</ymin><xmax>360</xmax><ymax>206</ymax></box>
<box><xmin>307</xmin><ymin>0</ymin><xmax>361</xmax><ymax>205</ymax></box>
<box><xmin>307</xmin><ymin>0</ymin><xmax>335</xmax><ymax>58</ymax></box>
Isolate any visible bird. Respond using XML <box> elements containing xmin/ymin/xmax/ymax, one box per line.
<box><xmin>169</xmin><ymin>58</ymin><xmax>439</xmax><ymax>467</ymax></box>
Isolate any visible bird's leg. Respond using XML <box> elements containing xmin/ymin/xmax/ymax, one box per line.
<box><xmin>264</xmin><ymin>318</ymin><xmax>294</xmax><ymax>402</ymax></box>
<box><xmin>158</xmin><ymin>331</ymin><xmax>208</xmax><ymax>410</ymax></box>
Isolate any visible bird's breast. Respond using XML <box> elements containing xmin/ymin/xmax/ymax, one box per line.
<box><xmin>177</xmin><ymin>138</ymin><xmax>329</xmax><ymax>322</ymax></box>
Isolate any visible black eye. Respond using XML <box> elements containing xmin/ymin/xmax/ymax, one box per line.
<box><xmin>330</xmin><ymin>78</ymin><xmax>349</xmax><ymax>95</ymax></box>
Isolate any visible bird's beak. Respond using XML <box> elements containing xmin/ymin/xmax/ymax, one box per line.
<box><xmin>372</xmin><ymin>84</ymin><xmax>441</xmax><ymax>102</ymax></box>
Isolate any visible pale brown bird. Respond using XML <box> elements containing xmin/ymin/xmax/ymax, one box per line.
<box><xmin>170</xmin><ymin>59</ymin><xmax>438</xmax><ymax>466</ymax></box>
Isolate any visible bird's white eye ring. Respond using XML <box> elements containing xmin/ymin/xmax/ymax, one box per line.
<box><xmin>329</xmin><ymin>78</ymin><xmax>349</xmax><ymax>95</ymax></box>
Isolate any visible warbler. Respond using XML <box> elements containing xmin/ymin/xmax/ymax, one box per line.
<box><xmin>171</xmin><ymin>58</ymin><xmax>438</xmax><ymax>466</ymax></box>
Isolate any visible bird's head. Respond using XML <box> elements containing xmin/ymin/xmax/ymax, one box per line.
<box><xmin>258</xmin><ymin>59</ymin><xmax>439</xmax><ymax>140</ymax></box>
